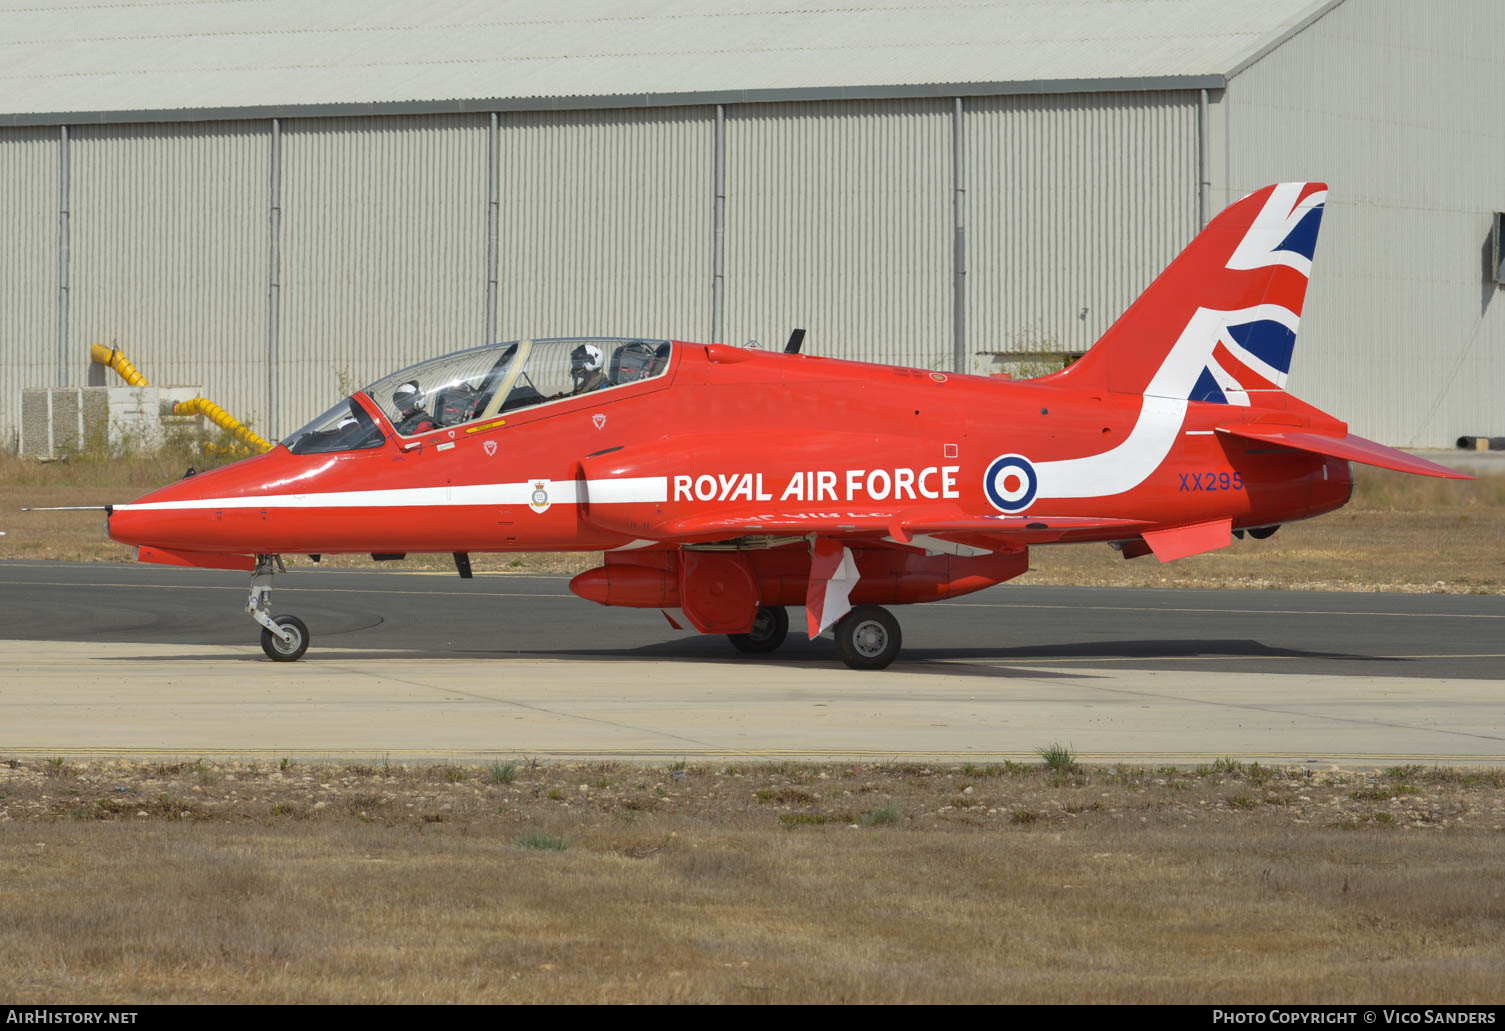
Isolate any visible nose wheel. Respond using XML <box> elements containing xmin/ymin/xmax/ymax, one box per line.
<box><xmin>260</xmin><ymin>614</ymin><xmax>309</xmax><ymax>662</ymax></box>
<box><xmin>835</xmin><ymin>605</ymin><xmax>902</xmax><ymax>670</ymax></box>
<box><xmin>247</xmin><ymin>555</ymin><xmax>310</xmax><ymax>662</ymax></box>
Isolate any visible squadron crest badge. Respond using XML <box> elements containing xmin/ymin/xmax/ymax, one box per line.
<box><xmin>528</xmin><ymin>480</ymin><xmax>552</xmax><ymax>514</ymax></box>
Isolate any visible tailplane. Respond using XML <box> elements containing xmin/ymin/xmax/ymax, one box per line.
<box><xmin>1050</xmin><ymin>182</ymin><xmax>1326</xmax><ymax>405</ymax></box>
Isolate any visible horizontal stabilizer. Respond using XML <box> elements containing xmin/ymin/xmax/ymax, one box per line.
<box><xmin>1216</xmin><ymin>426</ymin><xmax>1471</xmax><ymax>480</ymax></box>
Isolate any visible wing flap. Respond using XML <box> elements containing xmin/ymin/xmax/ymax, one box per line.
<box><xmin>1217</xmin><ymin>425</ymin><xmax>1471</xmax><ymax>479</ymax></box>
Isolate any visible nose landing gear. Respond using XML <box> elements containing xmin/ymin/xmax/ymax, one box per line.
<box><xmin>261</xmin><ymin>614</ymin><xmax>309</xmax><ymax>662</ymax></box>
<box><xmin>248</xmin><ymin>554</ymin><xmax>310</xmax><ymax>662</ymax></box>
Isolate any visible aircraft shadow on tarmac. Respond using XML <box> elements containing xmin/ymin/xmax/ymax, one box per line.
<box><xmin>101</xmin><ymin>636</ymin><xmax>1395</xmax><ymax>680</ymax></box>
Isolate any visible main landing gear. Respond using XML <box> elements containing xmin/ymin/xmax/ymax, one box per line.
<box><xmin>727</xmin><ymin>605</ymin><xmax>790</xmax><ymax>654</ymax></box>
<box><xmin>724</xmin><ymin>603</ymin><xmax>905</xmax><ymax>670</ymax></box>
<box><xmin>834</xmin><ymin>605</ymin><xmax>902</xmax><ymax>671</ymax></box>
<box><xmin>248</xmin><ymin>555</ymin><xmax>310</xmax><ymax>662</ymax></box>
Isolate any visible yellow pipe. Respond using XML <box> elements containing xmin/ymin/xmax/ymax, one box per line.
<box><xmin>89</xmin><ymin>344</ymin><xmax>272</xmax><ymax>454</ymax></box>
<box><xmin>89</xmin><ymin>343</ymin><xmax>149</xmax><ymax>387</ymax></box>
<box><xmin>173</xmin><ymin>397</ymin><xmax>274</xmax><ymax>454</ymax></box>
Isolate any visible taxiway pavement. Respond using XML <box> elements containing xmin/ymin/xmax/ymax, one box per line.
<box><xmin>1</xmin><ymin>561</ymin><xmax>1501</xmax><ymax>765</ymax></box>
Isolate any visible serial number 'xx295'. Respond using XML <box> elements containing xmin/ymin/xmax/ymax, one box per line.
<box><xmin>1179</xmin><ymin>471</ymin><xmax>1245</xmax><ymax>492</ymax></box>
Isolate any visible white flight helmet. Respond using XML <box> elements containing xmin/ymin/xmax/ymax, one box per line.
<box><xmin>392</xmin><ymin>380</ymin><xmax>423</xmax><ymax>411</ymax></box>
<box><xmin>570</xmin><ymin>343</ymin><xmax>604</xmax><ymax>375</ymax></box>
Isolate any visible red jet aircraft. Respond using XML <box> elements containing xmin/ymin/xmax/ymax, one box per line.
<box><xmin>106</xmin><ymin>182</ymin><xmax>1467</xmax><ymax>668</ymax></box>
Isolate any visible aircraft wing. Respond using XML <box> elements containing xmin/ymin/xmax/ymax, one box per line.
<box><xmin>643</xmin><ymin>508</ymin><xmax>1150</xmax><ymax>546</ymax></box>
<box><xmin>1215</xmin><ymin>425</ymin><xmax>1471</xmax><ymax>479</ymax></box>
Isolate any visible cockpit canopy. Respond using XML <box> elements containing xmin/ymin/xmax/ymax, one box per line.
<box><xmin>282</xmin><ymin>337</ymin><xmax>673</xmax><ymax>455</ymax></box>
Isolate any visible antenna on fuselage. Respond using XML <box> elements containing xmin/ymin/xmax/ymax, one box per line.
<box><xmin>784</xmin><ymin>328</ymin><xmax>806</xmax><ymax>354</ymax></box>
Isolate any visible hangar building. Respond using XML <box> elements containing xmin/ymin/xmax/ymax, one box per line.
<box><xmin>2</xmin><ymin>0</ymin><xmax>1501</xmax><ymax>448</ymax></box>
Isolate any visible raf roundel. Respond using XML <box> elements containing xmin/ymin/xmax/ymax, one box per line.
<box><xmin>984</xmin><ymin>454</ymin><xmax>1038</xmax><ymax>513</ymax></box>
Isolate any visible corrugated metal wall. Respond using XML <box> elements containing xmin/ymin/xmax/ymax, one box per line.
<box><xmin>278</xmin><ymin>115</ymin><xmax>489</xmax><ymax>434</ymax></box>
<box><xmin>69</xmin><ymin>121</ymin><xmax>268</xmax><ymax>431</ymax></box>
<box><xmin>495</xmin><ymin>107</ymin><xmax>713</xmax><ymax>345</ymax></box>
<box><xmin>22</xmin><ymin>39</ymin><xmax>1495</xmax><ymax>454</ymax></box>
<box><xmin>0</xmin><ymin>92</ymin><xmax>1267</xmax><ymax>453</ymax></box>
<box><xmin>965</xmin><ymin>91</ymin><xmax>1200</xmax><ymax>371</ymax></box>
<box><xmin>724</xmin><ymin>99</ymin><xmax>953</xmax><ymax>367</ymax></box>
<box><xmin>0</xmin><ymin>128</ymin><xmax>59</xmax><ymax>448</ymax></box>
<box><xmin>3</xmin><ymin>97</ymin><xmax>1203</xmax><ymax>446</ymax></box>
<box><xmin>1226</xmin><ymin>0</ymin><xmax>1505</xmax><ymax>446</ymax></box>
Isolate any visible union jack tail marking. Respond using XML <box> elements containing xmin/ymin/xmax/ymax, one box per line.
<box><xmin>1051</xmin><ymin>182</ymin><xmax>1326</xmax><ymax>405</ymax></box>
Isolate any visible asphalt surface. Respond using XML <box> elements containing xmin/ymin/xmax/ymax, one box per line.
<box><xmin>0</xmin><ymin>560</ymin><xmax>1501</xmax><ymax>680</ymax></box>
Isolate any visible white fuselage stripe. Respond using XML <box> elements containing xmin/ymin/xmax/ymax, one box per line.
<box><xmin>114</xmin><ymin>477</ymin><xmax>669</xmax><ymax>512</ymax></box>
<box><xmin>1031</xmin><ymin>302</ymin><xmax>1299</xmax><ymax>503</ymax></box>
<box><xmin>1034</xmin><ymin>394</ymin><xmax>1187</xmax><ymax>501</ymax></box>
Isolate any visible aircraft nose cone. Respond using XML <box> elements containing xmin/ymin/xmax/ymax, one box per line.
<box><xmin>107</xmin><ymin>449</ymin><xmax>289</xmax><ymax>551</ymax></box>
<box><xmin>106</xmin><ymin>503</ymin><xmax>159</xmax><ymax>548</ymax></box>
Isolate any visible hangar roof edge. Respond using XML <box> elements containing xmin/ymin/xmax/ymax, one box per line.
<box><xmin>0</xmin><ymin>75</ymin><xmax>1230</xmax><ymax>129</ymax></box>
<box><xmin>0</xmin><ymin>0</ymin><xmax>1338</xmax><ymax>125</ymax></box>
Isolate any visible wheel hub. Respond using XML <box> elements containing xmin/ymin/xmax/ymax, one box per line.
<box><xmin>852</xmin><ymin>620</ymin><xmax>887</xmax><ymax>657</ymax></box>
<box><xmin>272</xmin><ymin>626</ymin><xmax>302</xmax><ymax>654</ymax></box>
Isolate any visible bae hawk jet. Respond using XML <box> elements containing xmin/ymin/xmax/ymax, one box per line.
<box><xmin>106</xmin><ymin>183</ymin><xmax>1466</xmax><ymax>668</ymax></box>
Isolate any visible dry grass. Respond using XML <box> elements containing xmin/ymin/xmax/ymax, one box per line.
<box><xmin>2</xmin><ymin>454</ymin><xmax>1500</xmax><ymax>588</ymax></box>
<box><xmin>1</xmin><ymin>758</ymin><xmax>1503</xmax><ymax>1003</ymax></box>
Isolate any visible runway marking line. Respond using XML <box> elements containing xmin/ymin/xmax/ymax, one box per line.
<box><xmin>0</xmin><ymin>578</ymin><xmax>571</xmax><ymax>599</ymax></box>
<box><xmin>4</xmin><ymin>641</ymin><xmax>1504</xmax><ymax>667</ymax></box>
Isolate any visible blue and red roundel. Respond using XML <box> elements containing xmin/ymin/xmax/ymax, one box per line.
<box><xmin>985</xmin><ymin>454</ymin><xmax>1037</xmax><ymax>512</ymax></box>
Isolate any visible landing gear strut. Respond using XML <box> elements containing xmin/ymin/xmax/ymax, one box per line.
<box><xmin>835</xmin><ymin>605</ymin><xmax>902</xmax><ymax>671</ymax></box>
<box><xmin>248</xmin><ymin>554</ymin><xmax>310</xmax><ymax>662</ymax></box>
<box><xmin>727</xmin><ymin>605</ymin><xmax>789</xmax><ymax>654</ymax></box>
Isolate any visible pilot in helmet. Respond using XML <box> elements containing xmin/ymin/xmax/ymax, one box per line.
<box><xmin>392</xmin><ymin>380</ymin><xmax>436</xmax><ymax>435</ymax></box>
<box><xmin>569</xmin><ymin>343</ymin><xmax>608</xmax><ymax>395</ymax></box>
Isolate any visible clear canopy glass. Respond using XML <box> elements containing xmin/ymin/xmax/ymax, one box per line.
<box><xmin>362</xmin><ymin>341</ymin><xmax>522</xmax><ymax>435</ymax></box>
<box><xmin>278</xmin><ymin>338</ymin><xmax>675</xmax><ymax>452</ymax></box>
<box><xmin>361</xmin><ymin>338</ymin><xmax>672</xmax><ymax>437</ymax></box>
<box><xmin>281</xmin><ymin>397</ymin><xmax>385</xmax><ymax>455</ymax></box>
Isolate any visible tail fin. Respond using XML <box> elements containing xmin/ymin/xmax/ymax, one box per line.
<box><xmin>1050</xmin><ymin>182</ymin><xmax>1326</xmax><ymax>403</ymax></box>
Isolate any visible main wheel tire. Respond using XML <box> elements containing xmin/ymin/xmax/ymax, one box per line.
<box><xmin>260</xmin><ymin>614</ymin><xmax>310</xmax><ymax>662</ymax></box>
<box><xmin>728</xmin><ymin>606</ymin><xmax>790</xmax><ymax>654</ymax></box>
<box><xmin>835</xmin><ymin>605</ymin><xmax>902</xmax><ymax>670</ymax></box>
